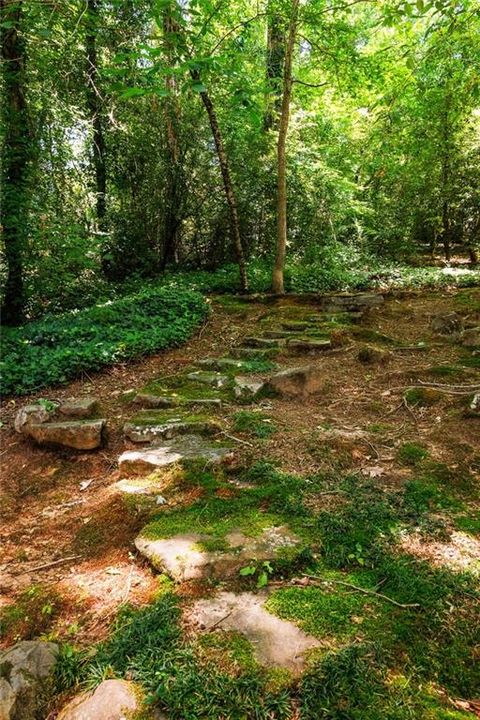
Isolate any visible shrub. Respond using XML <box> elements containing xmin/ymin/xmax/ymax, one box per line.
<box><xmin>1</xmin><ymin>286</ymin><xmax>209</xmax><ymax>396</ymax></box>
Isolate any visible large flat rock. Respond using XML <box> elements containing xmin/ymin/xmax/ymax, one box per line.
<box><xmin>135</xmin><ymin>526</ymin><xmax>301</xmax><ymax>582</ymax></box>
<box><xmin>134</xmin><ymin>392</ymin><xmax>222</xmax><ymax>409</ymax></box>
<box><xmin>188</xmin><ymin>591</ymin><xmax>320</xmax><ymax>674</ymax></box>
<box><xmin>124</xmin><ymin>409</ymin><xmax>220</xmax><ymax>443</ymax></box>
<box><xmin>266</xmin><ymin>365</ymin><xmax>322</xmax><ymax>397</ymax></box>
<box><xmin>186</xmin><ymin>371</ymin><xmax>230</xmax><ymax>388</ymax></box>
<box><xmin>24</xmin><ymin>419</ymin><xmax>105</xmax><ymax>450</ymax></box>
<box><xmin>119</xmin><ymin>434</ymin><xmax>234</xmax><ymax>475</ymax></box>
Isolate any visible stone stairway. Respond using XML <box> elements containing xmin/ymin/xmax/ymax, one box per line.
<box><xmin>12</xmin><ymin>293</ymin><xmax>384</xmax><ymax>679</ymax></box>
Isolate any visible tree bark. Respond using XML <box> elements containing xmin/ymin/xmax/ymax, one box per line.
<box><xmin>272</xmin><ymin>0</ymin><xmax>299</xmax><ymax>295</ymax></box>
<box><xmin>85</xmin><ymin>0</ymin><xmax>107</xmax><ymax>231</ymax></box>
<box><xmin>192</xmin><ymin>70</ymin><xmax>249</xmax><ymax>292</ymax></box>
<box><xmin>440</xmin><ymin>97</ymin><xmax>452</xmax><ymax>262</ymax></box>
<box><xmin>264</xmin><ymin>11</ymin><xmax>285</xmax><ymax>132</ymax></box>
<box><xmin>161</xmin><ymin>5</ymin><xmax>183</xmax><ymax>270</ymax></box>
<box><xmin>1</xmin><ymin>0</ymin><xmax>29</xmax><ymax>325</ymax></box>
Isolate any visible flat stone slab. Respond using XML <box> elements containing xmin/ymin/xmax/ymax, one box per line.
<box><xmin>319</xmin><ymin>293</ymin><xmax>384</xmax><ymax>312</ymax></box>
<box><xmin>119</xmin><ymin>434</ymin><xmax>234</xmax><ymax>475</ymax></box>
<box><xmin>134</xmin><ymin>392</ymin><xmax>222</xmax><ymax>409</ymax></box>
<box><xmin>266</xmin><ymin>365</ymin><xmax>322</xmax><ymax>397</ymax></box>
<box><xmin>242</xmin><ymin>337</ymin><xmax>280</xmax><ymax>349</ymax></box>
<box><xmin>307</xmin><ymin>312</ymin><xmax>364</xmax><ymax>323</ymax></box>
<box><xmin>186</xmin><ymin>371</ymin><xmax>231</xmax><ymax>388</ymax></box>
<box><xmin>59</xmin><ymin>396</ymin><xmax>99</xmax><ymax>418</ymax></box>
<box><xmin>281</xmin><ymin>321</ymin><xmax>311</xmax><ymax>331</ymax></box>
<box><xmin>188</xmin><ymin>591</ymin><xmax>320</xmax><ymax>674</ymax></box>
<box><xmin>124</xmin><ymin>409</ymin><xmax>220</xmax><ymax>443</ymax></box>
<box><xmin>57</xmin><ymin>679</ymin><xmax>140</xmax><ymax>720</ymax></box>
<box><xmin>195</xmin><ymin>358</ymin><xmax>253</xmax><ymax>372</ymax></box>
<box><xmin>135</xmin><ymin>526</ymin><xmax>301</xmax><ymax>582</ymax></box>
<box><xmin>286</xmin><ymin>338</ymin><xmax>331</xmax><ymax>353</ymax></box>
<box><xmin>230</xmin><ymin>347</ymin><xmax>279</xmax><ymax>360</ymax></box>
<box><xmin>25</xmin><ymin>419</ymin><xmax>105</xmax><ymax>450</ymax></box>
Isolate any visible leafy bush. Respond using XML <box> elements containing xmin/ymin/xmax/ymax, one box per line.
<box><xmin>1</xmin><ymin>286</ymin><xmax>209</xmax><ymax>396</ymax></box>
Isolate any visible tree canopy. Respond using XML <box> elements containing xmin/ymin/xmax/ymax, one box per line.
<box><xmin>1</xmin><ymin>0</ymin><xmax>479</xmax><ymax>323</ymax></box>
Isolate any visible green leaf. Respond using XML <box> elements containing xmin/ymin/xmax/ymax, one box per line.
<box><xmin>120</xmin><ymin>87</ymin><xmax>147</xmax><ymax>99</ymax></box>
<box><xmin>257</xmin><ymin>571</ymin><xmax>269</xmax><ymax>588</ymax></box>
<box><xmin>239</xmin><ymin>565</ymin><xmax>256</xmax><ymax>576</ymax></box>
<box><xmin>191</xmin><ymin>82</ymin><xmax>207</xmax><ymax>93</ymax></box>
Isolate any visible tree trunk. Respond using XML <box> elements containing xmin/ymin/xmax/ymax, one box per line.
<box><xmin>161</xmin><ymin>5</ymin><xmax>183</xmax><ymax>270</ymax></box>
<box><xmin>264</xmin><ymin>11</ymin><xmax>285</xmax><ymax>132</ymax></box>
<box><xmin>440</xmin><ymin>97</ymin><xmax>452</xmax><ymax>262</ymax></box>
<box><xmin>1</xmin><ymin>0</ymin><xmax>29</xmax><ymax>326</ymax></box>
<box><xmin>193</xmin><ymin>71</ymin><xmax>249</xmax><ymax>292</ymax></box>
<box><xmin>85</xmin><ymin>0</ymin><xmax>107</xmax><ymax>231</ymax></box>
<box><xmin>272</xmin><ymin>0</ymin><xmax>299</xmax><ymax>295</ymax></box>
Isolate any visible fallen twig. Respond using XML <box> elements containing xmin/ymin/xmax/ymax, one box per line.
<box><xmin>302</xmin><ymin>574</ymin><xmax>421</xmax><ymax>609</ymax></box>
<box><xmin>208</xmin><ymin>610</ymin><xmax>233</xmax><ymax>631</ymax></box>
<box><xmin>27</xmin><ymin>555</ymin><xmax>82</xmax><ymax>573</ymax></box>
<box><xmin>220</xmin><ymin>431</ymin><xmax>254</xmax><ymax>448</ymax></box>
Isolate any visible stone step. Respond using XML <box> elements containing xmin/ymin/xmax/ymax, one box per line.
<box><xmin>123</xmin><ymin>409</ymin><xmax>220</xmax><ymax>443</ymax></box>
<box><xmin>195</xmin><ymin>357</ymin><xmax>253</xmax><ymax>372</ymax></box>
<box><xmin>233</xmin><ymin>376</ymin><xmax>266</xmax><ymax>401</ymax></box>
<box><xmin>319</xmin><ymin>293</ymin><xmax>384</xmax><ymax>313</ymax></box>
<box><xmin>230</xmin><ymin>347</ymin><xmax>280</xmax><ymax>360</ymax></box>
<box><xmin>286</xmin><ymin>338</ymin><xmax>331</xmax><ymax>353</ymax></box>
<box><xmin>242</xmin><ymin>337</ymin><xmax>280</xmax><ymax>349</ymax></box>
<box><xmin>266</xmin><ymin>365</ymin><xmax>322</xmax><ymax>397</ymax></box>
<box><xmin>186</xmin><ymin>370</ymin><xmax>231</xmax><ymax>388</ymax></box>
<box><xmin>135</xmin><ymin>525</ymin><xmax>302</xmax><ymax>582</ymax></box>
<box><xmin>188</xmin><ymin>591</ymin><xmax>320</xmax><ymax>674</ymax></box>
<box><xmin>23</xmin><ymin>419</ymin><xmax>105</xmax><ymax>450</ymax></box>
<box><xmin>281</xmin><ymin>320</ymin><xmax>311</xmax><ymax>332</ymax></box>
<box><xmin>307</xmin><ymin>311</ymin><xmax>364</xmax><ymax>324</ymax></box>
<box><xmin>134</xmin><ymin>392</ymin><xmax>222</xmax><ymax>409</ymax></box>
<box><xmin>119</xmin><ymin>434</ymin><xmax>234</xmax><ymax>474</ymax></box>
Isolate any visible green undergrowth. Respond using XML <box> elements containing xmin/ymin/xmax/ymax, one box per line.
<box><xmin>1</xmin><ymin>287</ymin><xmax>209</xmax><ymax>396</ymax></box>
<box><xmin>52</xmin><ymin>460</ymin><xmax>479</xmax><ymax>718</ymax></box>
<box><xmin>0</xmin><ymin>585</ymin><xmax>63</xmax><ymax>643</ymax></box>
<box><xmin>233</xmin><ymin>410</ymin><xmax>277</xmax><ymax>438</ymax></box>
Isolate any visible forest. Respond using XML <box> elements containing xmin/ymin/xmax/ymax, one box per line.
<box><xmin>1</xmin><ymin>1</ymin><xmax>480</xmax><ymax>720</ymax></box>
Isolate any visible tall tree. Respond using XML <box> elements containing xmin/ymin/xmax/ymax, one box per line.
<box><xmin>85</xmin><ymin>0</ymin><xmax>107</xmax><ymax>235</ymax></box>
<box><xmin>1</xmin><ymin>0</ymin><xmax>29</xmax><ymax>325</ymax></box>
<box><xmin>161</xmin><ymin>2</ymin><xmax>183</xmax><ymax>269</ymax></box>
<box><xmin>272</xmin><ymin>0</ymin><xmax>299</xmax><ymax>295</ymax></box>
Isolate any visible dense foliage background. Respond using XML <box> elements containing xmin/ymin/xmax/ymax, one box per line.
<box><xmin>1</xmin><ymin>0</ymin><xmax>479</xmax><ymax>322</ymax></box>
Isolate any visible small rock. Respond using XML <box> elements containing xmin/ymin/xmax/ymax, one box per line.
<box><xmin>461</xmin><ymin>327</ymin><xmax>480</xmax><ymax>348</ymax></box>
<box><xmin>357</xmin><ymin>345</ymin><xmax>389</xmax><ymax>364</ymax></box>
<box><xmin>430</xmin><ymin>311</ymin><xmax>463</xmax><ymax>335</ymax></box>
<box><xmin>466</xmin><ymin>393</ymin><xmax>480</xmax><ymax>417</ymax></box>
<box><xmin>56</xmin><ymin>679</ymin><xmax>140</xmax><ymax>720</ymax></box>
<box><xmin>234</xmin><ymin>376</ymin><xmax>265</xmax><ymax>401</ymax></box>
<box><xmin>266</xmin><ymin>365</ymin><xmax>322</xmax><ymax>397</ymax></box>
<box><xmin>23</xmin><ymin>419</ymin><xmax>105</xmax><ymax>450</ymax></box>
<box><xmin>0</xmin><ymin>640</ymin><xmax>58</xmax><ymax>720</ymax></box>
<box><xmin>59</xmin><ymin>396</ymin><xmax>99</xmax><ymax>418</ymax></box>
<box><xmin>14</xmin><ymin>403</ymin><xmax>55</xmax><ymax>433</ymax></box>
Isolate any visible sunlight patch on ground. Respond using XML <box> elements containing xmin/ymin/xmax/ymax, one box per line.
<box><xmin>398</xmin><ymin>530</ymin><xmax>480</xmax><ymax>574</ymax></box>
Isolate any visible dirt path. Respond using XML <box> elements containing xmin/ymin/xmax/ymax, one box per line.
<box><xmin>1</xmin><ymin>288</ymin><xmax>479</xmax><ymax>662</ymax></box>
